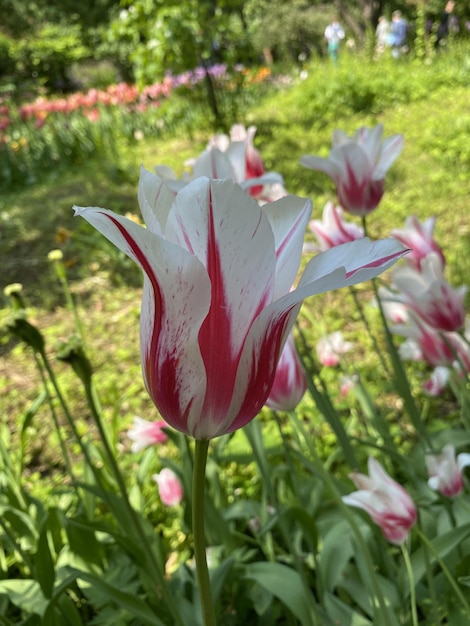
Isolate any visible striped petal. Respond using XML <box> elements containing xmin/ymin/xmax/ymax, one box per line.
<box><xmin>165</xmin><ymin>178</ymin><xmax>277</xmax><ymax>437</ymax></box>
<box><xmin>73</xmin><ymin>205</ymin><xmax>211</xmax><ymax>435</ymax></box>
<box><xmin>376</xmin><ymin>134</ymin><xmax>404</xmax><ymax>177</ymax></box>
<box><xmin>299</xmin><ymin>154</ymin><xmax>339</xmax><ymax>178</ymax></box>
<box><xmin>262</xmin><ymin>194</ymin><xmax>312</xmax><ymax>298</ymax></box>
<box><xmin>192</xmin><ymin>148</ymin><xmax>235</xmax><ymax>180</ymax></box>
<box><xmin>223</xmin><ymin>237</ymin><xmax>407</xmax><ymax>435</ymax></box>
<box><xmin>138</xmin><ymin>166</ymin><xmax>176</xmax><ymax>234</ymax></box>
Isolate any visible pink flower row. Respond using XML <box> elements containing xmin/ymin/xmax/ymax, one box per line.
<box><xmin>0</xmin><ymin>64</ymin><xmax>237</xmax><ymax>134</ymax></box>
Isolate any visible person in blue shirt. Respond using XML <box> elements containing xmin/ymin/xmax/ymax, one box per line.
<box><xmin>389</xmin><ymin>10</ymin><xmax>408</xmax><ymax>58</ymax></box>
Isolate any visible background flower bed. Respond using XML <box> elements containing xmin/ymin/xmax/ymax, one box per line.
<box><xmin>1</xmin><ymin>45</ymin><xmax>470</xmax><ymax>624</ymax></box>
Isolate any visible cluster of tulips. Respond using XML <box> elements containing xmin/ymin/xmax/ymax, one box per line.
<box><xmin>74</xmin><ymin>119</ymin><xmax>469</xmax><ymax>624</ymax></box>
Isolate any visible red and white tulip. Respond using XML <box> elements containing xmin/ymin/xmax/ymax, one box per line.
<box><xmin>308</xmin><ymin>202</ymin><xmax>364</xmax><ymax>251</ymax></box>
<box><xmin>342</xmin><ymin>456</ymin><xmax>417</xmax><ymax>545</ymax></box>
<box><xmin>391</xmin><ymin>215</ymin><xmax>445</xmax><ymax>271</ymax></box>
<box><xmin>75</xmin><ymin>171</ymin><xmax>406</xmax><ymax>439</ymax></box>
<box><xmin>426</xmin><ymin>444</ymin><xmax>470</xmax><ymax>497</ymax></box>
<box><xmin>265</xmin><ymin>334</ymin><xmax>307</xmax><ymax>411</ymax></box>
<box><xmin>301</xmin><ymin>124</ymin><xmax>403</xmax><ymax>215</ymax></box>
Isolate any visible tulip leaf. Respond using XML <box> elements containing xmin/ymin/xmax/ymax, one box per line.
<box><xmin>243</xmin><ymin>561</ymin><xmax>315</xmax><ymax>625</ymax></box>
<box><xmin>319</xmin><ymin>519</ymin><xmax>354</xmax><ymax>591</ymax></box>
<box><xmin>0</xmin><ymin>580</ymin><xmax>48</xmax><ymax>617</ymax></box>
<box><xmin>400</xmin><ymin>523</ymin><xmax>470</xmax><ymax>590</ymax></box>
<box><xmin>70</xmin><ymin>569</ymin><xmax>167</xmax><ymax>626</ymax></box>
<box><xmin>37</xmin><ymin>521</ymin><xmax>55</xmax><ymax>599</ymax></box>
<box><xmin>323</xmin><ymin>592</ymin><xmax>372</xmax><ymax>625</ymax></box>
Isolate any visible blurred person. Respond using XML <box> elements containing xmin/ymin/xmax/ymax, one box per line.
<box><xmin>389</xmin><ymin>10</ymin><xmax>408</xmax><ymax>58</ymax></box>
<box><xmin>375</xmin><ymin>15</ymin><xmax>390</xmax><ymax>54</ymax></box>
<box><xmin>324</xmin><ymin>16</ymin><xmax>345</xmax><ymax>63</ymax></box>
<box><xmin>437</xmin><ymin>0</ymin><xmax>459</xmax><ymax>46</ymax></box>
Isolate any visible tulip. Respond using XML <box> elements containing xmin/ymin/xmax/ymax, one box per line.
<box><xmin>316</xmin><ymin>331</ymin><xmax>353</xmax><ymax>367</ymax></box>
<box><xmin>390</xmin><ymin>215</ymin><xmax>445</xmax><ymax>271</ymax></box>
<box><xmin>156</xmin><ymin>124</ymin><xmax>286</xmax><ymax>202</ymax></box>
<box><xmin>153</xmin><ymin>468</ymin><xmax>184</xmax><ymax>506</ymax></box>
<box><xmin>265</xmin><ymin>334</ymin><xmax>307</xmax><ymax>411</ymax></box>
<box><xmin>342</xmin><ymin>456</ymin><xmax>417</xmax><ymax>545</ymax></box>
<box><xmin>308</xmin><ymin>202</ymin><xmax>364</xmax><ymax>251</ymax></box>
<box><xmin>300</xmin><ymin>124</ymin><xmax>403</xmax><ymax>215</ymax></box>
<box><xmin>389</xmin><ymin>253</ymin><xmax>467</xmax><ymax>332</ymax></box>
<box><xmin>426</xmin><ymin>444</ymin><xmax>470</xmax><ymax>497</ymax></box>
<box><xmin>422</xmin><ymin>366</ymin><xmax>450</xmax><ymax>397</ymax></box>
<box><xmin>127</xmin><ymin>416</ymin><xmax>168</xmax><ymax>452</ymax></box>
<box><xmin>391</xmin><ymin>311</ymin><xmax>467</xmax><ymax>369</ymax></box>
<box><xmin>75</xmin><ymin>171</ymin><xmax>406</xmax><ymax>440</ymax></box>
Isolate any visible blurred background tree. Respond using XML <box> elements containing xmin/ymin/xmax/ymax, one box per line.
<box><xmin>0</xmin><ymin>0</ymin><xmax>467</xmax><ymax>100</ymax></box>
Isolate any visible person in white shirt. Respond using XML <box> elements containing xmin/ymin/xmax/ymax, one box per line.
<box><xmin>324</xmin><ymin>16</ymin><xmax>345</xmax><ymax>63</ymax></box>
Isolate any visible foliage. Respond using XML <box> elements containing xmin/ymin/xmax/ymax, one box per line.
<box><xmin>1</xmin><ymin>47</ymin><xmax>470</xmax><ymax>624</ymax></box>
<box><xmin>246</xmin><ymin>0</ymin><xmax>333</xmax><ymax>62</ymax></box>
<box><xmin>7</xmin><ymin>22</ymin><xmax>90</xmax><ymax>92</ymax></box>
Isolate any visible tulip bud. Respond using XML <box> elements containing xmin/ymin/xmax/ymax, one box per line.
<box><xmin>3</xmin><ymin>310</ymin><xmax>45</xmax><ymax>353</ymax></box>
<box><xmin>56</xmin><ymin>335</ymin><xmax>92</xmax><ymax>385</ymax></box>
<box><xmin>153</xmin><ymin>468</ymin><xmax>183</xmax><ymax>506</ymax></box>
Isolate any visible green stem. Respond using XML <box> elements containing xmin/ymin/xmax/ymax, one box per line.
<box><xmin>348</xmin><ymin>284</ymin><xmax>391</xmax><ymax>375</ymax></box>
<box><xmin>401</xmin><ymin>543</ymin><xmax>418</xmax><ymax>626</ymax></box>
<box><xmin>296</xmin><ymin>322</ymin><xmax>358</xmax><ymax>469</ymax></box>
<box><xmin>33</xmin><ymin>352</ymin><xmax>77</xmax><ymax>487</ymax></box>
<box><xmin>415</xmin><ymin>526</ymin><xmax>470</xmax><ymax>615</ymax></box>
<box><xmin>192</xmin><ymin>439</ymin><xmax>216</xmax><ymax>626</ymax></box>
<box><xmin>371</xmin><ymin>276</ymin><xmax>431</xmax><ymax>447</ymax></box>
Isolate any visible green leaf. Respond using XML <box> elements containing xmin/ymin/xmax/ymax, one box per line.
<box><xmin>243</xmin><ymin>561</ymin><xmax>314</xmax><ymax>626</ymax></box>
<box><xmin>210</xmin><ymin>556</ymin><xmax>235</xmax><ymax>609</ymax></box>
<box><xmin>69</xmin><ymin>569</ymin><xmax>166</xmax><ymax>626</ymax></box>
<box><xmin>37</xmin><ymin>520</ymin><xmax>55</xmax><ymax>598</ymax></box>
<box><xmin>0</xmin><ymin>504</ymin><xmax>39</xmax><ymax>541</ymax></box>
<box><xmin>323</xmin><ymin>592</ymin><xmax>372</xmax><ymax>626</ymax></box>
<box><xmin>64</xmin><ymin>517</ymin><xmax>103</xmax><ymax>566</ymax></box>
<box><xmin>42</xmin><ymin>571</ymin><xmax>85</xmax><ymax>626</ymax></box>
<box><xmin>319</xmin><ymin>519</ymin><xmax>354</xmax><ymax>591</ymax></box>
<box><xmin>0</xmin><ymin>580</ymin><xmax>47</xmax><ymax>617</ymax></box>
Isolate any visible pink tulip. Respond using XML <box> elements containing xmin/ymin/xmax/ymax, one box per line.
<box><xmin>422</xmin><ymin>366</ymin><xmax>450</xmax><ymax>397</ymax></box>
<box><xmin>153</xmin><ymin>468</ymin><xmax>183</xmax><ymax>506</ymax></box>
<box><xmin>308</xmin><ymin>202</ymin><xmax>364</xmax><ymax>251</ymax></box>
<box><xmin>389</xmin><ymin>253</ymin><xmax>467</xmax><ymax>332</ymax></box>
<box><xmin>377</xmin><ymin>287</ymin><xmax>409</xmax><ymax>324</ymax></box>
<box><xmin>426</xmin><ymin>444</ymin><xmax>470</xmax><ymax>497</ymax></box>
<box><xmin>391</xmin><ymin>312</ymin><xmax>464</xmax><ymax>369</ymax></box>
<box><xmin>339</xmin><ymin>374</ymin><xmax>358</xmax><ymax>397</ymax></box>
<box><xmin>301</xmin><ymin>124</ymin><xmax>403</xmax><ymax>215</ymax></box>
<box><xmin>75</xmin><ymin>171</ymin><xmax>406</xmax><ymax>439</ymax></box>
<box><xmin>316</xmin><ymin>331</ymin><xmax>353</xmax><ymax>367</ymax></box>
<box><xmin>127</xmin><ymin>416</ymin><xmax>168</xmax><ymax>452</ymax></box>
<box><xmin>342</xmin><ymin>457</ymin><xmax>417</xmax><ymax>545</ymax></box>
<box><xmin>391</xmin><ymin>215</ymin><xmax>445</xmax><ymax>270</ymax></box>
<box><xmin>265</xmin><ymin>334</ymin><xmax>307</xmax><ymax>411</ymax></box>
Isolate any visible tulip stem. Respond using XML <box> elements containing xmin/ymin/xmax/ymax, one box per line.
<box><xmin>401</xmin><ymin>543</ymin><xmax>418</xmax><ymax>626</ymax></box>
<box><xmin>193</xmin><ymin>439</ymin><xmax>216</xmax><ymax>626</ymax></box>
